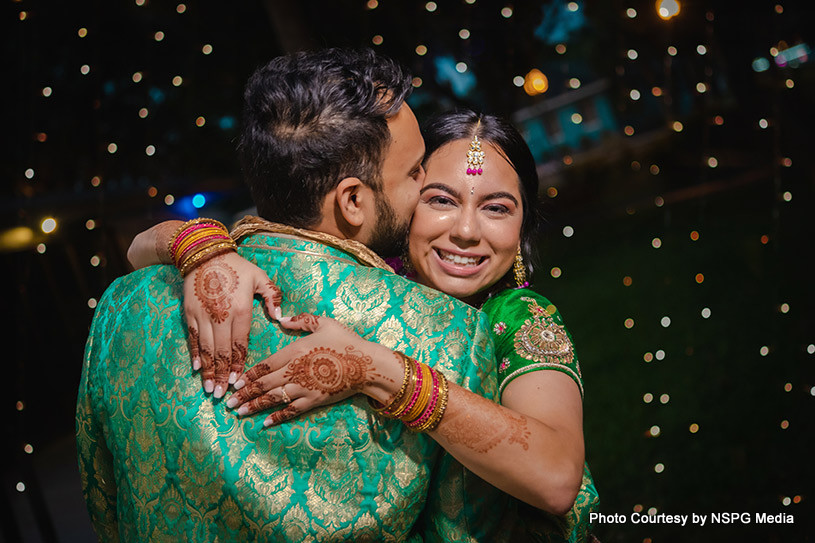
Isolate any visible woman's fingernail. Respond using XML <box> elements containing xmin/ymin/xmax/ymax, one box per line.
<box><xmin>237</xmin><ymin>406</ymin><xmax>249</xmax><ymax>416</ymax></box>
<box><xmin>274</xmin><ymin>306</ymin><xmax>282</xmax><ymax>320</ymax></box>
<box><xmin>234</xmin><ymin>379</ymin><xmax>245</xmax><ymax>390</ymax></box>
<box><xmin>226</xmin><ymin>396</ymin><xmax>238</xmax><ymax>409</ymax></box>
<box><xmin>263</xmin><ymin>417</ymin><xmax>274</xmax><ymax>427</ymax></box>
<box><xmin>229</xmin><ymin>372</ymin><xmax>237</xmax><ymax>384</ymax></box>
<box><xmin>204</xmin><ymin>380</ymin><xmax>214</xmax><ymax>394</ymax></box>
<box><xmin>214</xmin><ymin>385</ymin><xmax>225</xmax><ymax>399</ymax></box>
<box><xmin>192</xmin><ymin>358</ymin><xmax>201</xmax><ymax>371</ymax></box>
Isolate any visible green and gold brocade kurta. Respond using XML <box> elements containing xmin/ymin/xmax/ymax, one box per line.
<box><xmin>482</xmin><ymin>288</ymin><xmax>600</xmax><ymax>543</ymax></box>
<box><xmin>76</xmin><ymin>228</ymin><xmax>506</xmax><ymax>542</ymax></box>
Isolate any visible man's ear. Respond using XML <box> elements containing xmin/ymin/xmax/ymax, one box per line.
<box><xmin>335</xmin><ymin>176</ymin><xmax>369</xmax><ymax>228</ymax></box>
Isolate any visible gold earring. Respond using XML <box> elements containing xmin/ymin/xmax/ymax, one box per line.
<box><xmin>513</xmin><ymin>250</ymin><xmax>527</xmax><ymax>287</ymax></box>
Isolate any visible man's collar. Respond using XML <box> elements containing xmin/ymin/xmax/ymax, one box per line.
<box><xmin>231</xmin><ymin>215</ymin><xmax>394</xmax><ymax>272</ymax></box>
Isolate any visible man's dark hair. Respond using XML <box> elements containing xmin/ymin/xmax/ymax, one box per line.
<box><xmin>422</xmin><ymin>110</ymin><xmax>541</xmax><ymax>283</ymax></box>
<box><xmin>239</xmin><ymin>48</ymin><xmax>413</xmax><ymax>227</ymax></box>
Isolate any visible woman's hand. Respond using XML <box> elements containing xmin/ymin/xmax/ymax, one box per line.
<box><xmin>184</xmin><ymin>252</ymin><xmax>283</xmax><ymax>398</ymax></box>
<box><xmin>225</xmin><ymin>314</ymin><xmax>403</xmax><ymax>427</ymax></box>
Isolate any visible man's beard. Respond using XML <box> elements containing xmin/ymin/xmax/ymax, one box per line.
<box><xmin>367</xmin><ymin>191</ymin><xmax>410</xmax><ymax>258</ymax></box>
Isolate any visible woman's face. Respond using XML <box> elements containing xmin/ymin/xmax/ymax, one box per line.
<box><xmin>408</xmin><ymin>138</ymin><xmax>524</xmax><ymax>305</ymax></box>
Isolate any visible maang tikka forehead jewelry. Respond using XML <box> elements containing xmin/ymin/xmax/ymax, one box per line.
<box><xmin>466</xmin><ymin>125</ymin><xmax>484</xmax><ymax>175</ymax></box>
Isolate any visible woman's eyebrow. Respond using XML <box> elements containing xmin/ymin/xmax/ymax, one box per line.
<box><xmin>420</xmin><ymin>183</ymin><xmax>461</xmax><ymax>199</ymax></box>
<box><xmin>480</xmin><ymin>191</ymin><xmax>519</xmax><ymax>205</ymax></box>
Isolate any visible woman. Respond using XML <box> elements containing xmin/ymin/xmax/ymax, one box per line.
<box><xmin>130</xmin><ymin>111</ymin><xmax>598</xmax><ymax>541</ymax></box>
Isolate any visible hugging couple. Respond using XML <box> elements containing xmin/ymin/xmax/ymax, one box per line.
<box><xmin>78</xmin><ymin>47</ymin><xmax>599</xmax><ymax>542</ymax></box>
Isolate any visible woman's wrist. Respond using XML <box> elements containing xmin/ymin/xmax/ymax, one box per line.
<box><xmin>361</xmin><ymin>343</ymin><xmax>407</xmax><ymax>405</ymax></box>
<box><xmin>154</xmin><ymin>221</ymin><xmax>183</xmax><ymax>264</ymax></box>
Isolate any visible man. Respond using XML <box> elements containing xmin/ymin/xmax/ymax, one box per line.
<box><xmin>77</xmin><ymin>48</ymin><xmax>503</xmax><ymax>541</ymax></box>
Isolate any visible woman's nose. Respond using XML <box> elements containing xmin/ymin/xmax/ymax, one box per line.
<box><xmin>449</xmin><ymin>207</ymin><xmax>480</xmax><ymax>244</ymax></box>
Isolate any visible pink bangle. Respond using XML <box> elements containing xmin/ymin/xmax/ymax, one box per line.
<box><xmin>170</xmin><ymin>222</ymin><xmax>216</xmax><ymax>255</ymax></box>
<box><xmin>408</xmin><ymin>368</ymin><xmax>440</xmax><ymax>429</ymax></box>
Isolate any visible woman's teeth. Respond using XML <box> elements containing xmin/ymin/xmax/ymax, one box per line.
<box><xmin>438</xmin><ymin>249</ymin><xmax>480</xmax><ymax>266</ymax></box>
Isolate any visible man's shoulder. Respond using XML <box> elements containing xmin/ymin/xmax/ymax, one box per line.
<box><xmin>93</xmin><ymin>265</ymin><xmax>182</xmax><ymax>328</ymax></box>
<box><xmin>331</xmin><ymin>264</ymin><xmax>484</xmax><ymax>328</ymax></box>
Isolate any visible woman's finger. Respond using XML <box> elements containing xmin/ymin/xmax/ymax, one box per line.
<box><xmin>197</xmin><ymin>322</ymin><xmax>217</xmax><ymax>394</ymax></box>
<box><xmin>235</xmin><ymin>384</ymin><xmax>293</xmax><ymax>416</ymax></box>
<box><xmin>264</xmin><ymin>397</ymin><xmax>308</xmax><ymax>427</ymax></box>
<box><xmin>186</xmin><ymin>320</ymin><xmax>201</xmax><ymax>371</ymax></box>
<box><xmin>257</xmin><ymin>279</ymin><xmax>283</xmax><ymax>321</ymax></box>
<box><xmin>229</xmin><ymin>306</ymin><xmax>252</xmax><ymax>385</ymax></box>
<box><xmin>212</xmin><ymin>320</ymin><xmax>233</xmax><ymax>399</ymax></box>
<box><xmin>227</xmin><ymin>364</ymin><xmax>281</xmax><ymax>407</ymax></box>
<box><xmin>277</xmin><ymin>313</ymin><xmax>321</xmax><ymax>333</ymax></box>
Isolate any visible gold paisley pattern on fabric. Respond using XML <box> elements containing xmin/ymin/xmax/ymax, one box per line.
<box><xmin>333</xmin><ymin>269</ymin><xmax>391</xmax><ymax>329</ymax></box>
<box><xmin>377</xmin><ymin>315</ymin><xmax>407</xmax><ymax>350</ymax></box>
<box><xmin>401</xmin><ymin>287</ymin><xmax>455</xmax><ymax>333</ymax></box>
<box><xmin>76</xmin><ymin>229</ymin><xmax>500</xmax><ymax>542</ymax></box>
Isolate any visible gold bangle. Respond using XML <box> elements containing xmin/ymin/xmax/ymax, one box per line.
<box><xmin>179</xmin><ymin>239</ymin><xmax>235</xmax><ymax>274</ymax></box>
<box><xmin>401</xmin><ymin>362</ymin><xmax>433</xmax><ymax>424</ymax></box>
<box><xmin>177</xmin><ymin>237</ymin><xmax>234</xmax><ymax>271</ymax></box>
<box><xmin>387</xmin><ymin>359</ymin><xmax>419</xmax><ymax>419</ymax></box>
<box><xmin>178</xmin><ymin>241</ymin><xmax>237</xmax><ymax>277</ymax></box>
<box><xmin>416</xmin><ymin>370</ymin><xmax>448</xmax><ymax>432</ymax></box>
<box><xmin>175</xmin><ymin>231</ymin><xmax>232</xmax><ymax>267</ymax></box>
<box><xmin>168</xmin><ymin>218</ymin><xmax>226</xmax><ymax>260</ymax></box>
<box><xmin>369</xmin><ymin>351</ymin><xmax>412</xmax><ymax>415</ymax></box>
<box><xmin>174</xmin><ymin>227</ymin><xmax>227</xmax><ymax>260</ymax></box>
<box><xmin>409</xmin><ymin>366</ymin><xmax>441</xmax><ymax>432</ymax></box>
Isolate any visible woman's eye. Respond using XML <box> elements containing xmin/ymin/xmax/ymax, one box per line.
<box><xmin>484</xmin><ymin>204</ymin><xmax>510</xmax><ymax>214</ymax></box>
<box><xmin>428</xmin><ymin>195</ymin><xmax>455</xmax><ymax>206</ymax></box>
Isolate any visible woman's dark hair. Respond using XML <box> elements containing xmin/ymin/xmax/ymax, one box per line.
<box><xmin>421</xmin><ymin>110</ymin><xmax>541</xmax><ymax>284</ymax></box>
<box><xmin>239</xmin><ymin>48</ymin><xmax>413</xmax><ymax>227</ymax></box>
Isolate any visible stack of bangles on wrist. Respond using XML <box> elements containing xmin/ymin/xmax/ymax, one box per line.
<box><xmin>369</xmin><ymin>352</ymin><xmax>449</xmax><ymax>433</ymax></box>
<box><xmin>168</xmin><ymin>218</ymin><xmax>237</xmax><ymax>276</ymax></box>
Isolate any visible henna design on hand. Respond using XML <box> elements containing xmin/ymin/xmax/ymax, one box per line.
<box><xmin>193</xmin><ymin>259</ymin><xmax>239</xmax><ymax>323</ymax></box>
<box><xmin>242</xmin><ymin>362</ymin><xmax>272</xmax><ymax>382</ymax></box>
<box><xmin>230</xmin><ymin>342</ymin><xmax>248</xmax><ymax>374</ymax></box>
<box><xmin>284</xmin><ymin>346</ymin><xmax>375</xmax><ymax>395</ymax></box>
<box><xmin>187</xmin><ymin>327</ymin><xmax>200</xmax><ymax>362</ymax></box>
<box><xmin>245</xmin><ymin>390</ymin><xmax>286</xmax><ymax>414</ymax></box>
<box><xmin>265</xmin><ymin>281</ymin><xmax>282</xmax><ymax>307</ymax></box>
<box><xmin>199</xmin><ymin>344</ymin><xmax>215</xmax><ymax>379</ymax></box>
<box><xmin>288</xmin><ymin>313</ymin><xmax>320</xmax><ymax>332</ymax></box>
<box><xmin>438</xmin><ymin>392</ymin><xmax>531</xmax><ymax>453</ymax></box>
<box><xmin>214</xmin><ymin>349</ymin><xmax>230</xmax><ymax>378</ymax></box>
<box><xmin>266</xmin><ymin>404</ymin><xmax>301</xmax><ymax>426</ymax></box>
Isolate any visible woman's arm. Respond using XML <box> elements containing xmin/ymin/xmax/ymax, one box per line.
<box><xmin>228</xmin><ymin>314</ymin><xmax>584</xmax><ymax>516</ymax></box>
<box><xmin>127</xmin><ymin>220</ymin><xmax>183</xmax><ymax>268</ymax></box>
<box><xmin>436</xmin><ymin>371</ymin><xmax>583</xmax><ymax>515</ymax></box>
<box><xmin>127</xmin><ymin>219</ymin><xmax>282</xmax><ymax>398</ymax></box>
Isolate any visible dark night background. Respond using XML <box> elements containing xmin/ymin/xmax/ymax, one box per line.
<box><xmin>4</xmin><ymin>0</ymin><xmax>814</xmax><ymax>541</ymax></box>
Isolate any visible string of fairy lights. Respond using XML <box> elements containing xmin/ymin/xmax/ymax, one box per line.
<box><xmin>8</xmin><ymin>0</ymin><xmax>813</xmax><ymax>537</ymax></box>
